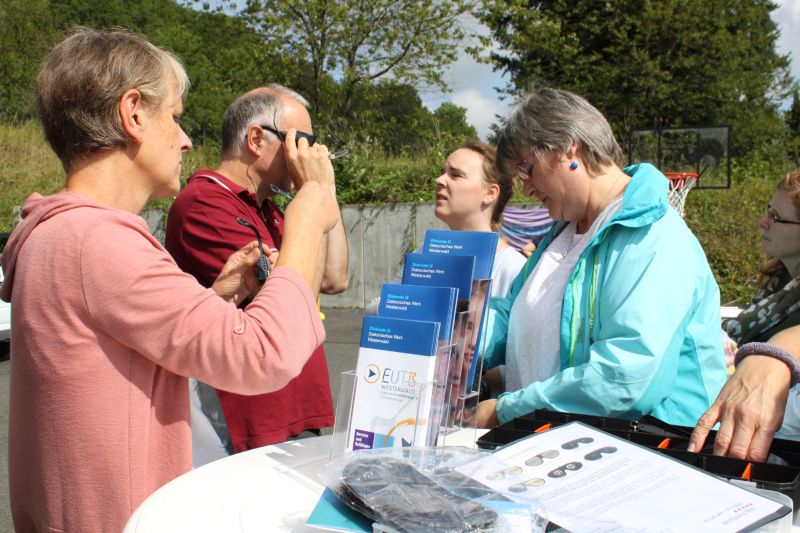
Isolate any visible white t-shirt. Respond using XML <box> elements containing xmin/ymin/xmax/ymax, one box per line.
<box><xmin>505</xmin><ymin>195</ymin><xmax>624</xmax><ymax>393</ymax></box>
<box><xmin>491</xmin><ymin>246</ymin><xmax>526</xmax><ymax>298</ymax></box>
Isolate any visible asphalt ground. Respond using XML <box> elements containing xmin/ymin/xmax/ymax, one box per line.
<box><xmin>0</xmin><ymin>307</ymin><xmax>364</xmax><ymax>532</ymax></box>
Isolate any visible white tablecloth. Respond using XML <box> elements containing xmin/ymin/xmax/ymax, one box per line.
<box><xmin>124</xmin><ymin>429</ymin><xmax>484</xmax><ymax>533</ymax></box>
<box><xmin>124</xmin><ymin>435</ymin><xmax>333</xmax><ymax>533</ymax></box>
<box><xmin>123</xmin><ymin>430</ymin><xmax>797</xmax><ymax>533</ymax></box>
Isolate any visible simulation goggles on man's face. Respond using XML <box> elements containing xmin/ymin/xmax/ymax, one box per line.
<box><xmin>259</xmin><ymin>124</ymin><xmax>316</xmax><ymax>147</ymax></box>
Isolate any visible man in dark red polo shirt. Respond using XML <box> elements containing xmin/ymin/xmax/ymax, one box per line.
<box><xmin>165</xmin><ymin>85</ymin><xmax>348</xmax><ymax>456</ymax></box>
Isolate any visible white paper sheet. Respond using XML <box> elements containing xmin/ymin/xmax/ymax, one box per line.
<box><xmin>457</xmin><ymin>422</ymin><xmax>790</xmax><ymax>532</ymax></box>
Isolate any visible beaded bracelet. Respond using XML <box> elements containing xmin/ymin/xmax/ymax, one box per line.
<box><xmin>734</xmin><ymin>342</ymin><xmax>800</xmax><ymax>388</ymax></box>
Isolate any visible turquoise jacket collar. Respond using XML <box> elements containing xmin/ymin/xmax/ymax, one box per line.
<box><xmin>546</xmin><ymin>162</ymin><xmax>668</xmax><ymax>238</ymax></box>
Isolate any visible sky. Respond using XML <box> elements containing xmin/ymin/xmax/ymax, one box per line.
<box><xmin>425</xmin><ymin>1</ymin><xmax>800</xmax><ymax>140</ymax></box>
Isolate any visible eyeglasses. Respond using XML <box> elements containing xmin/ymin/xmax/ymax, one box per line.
<box><xmin>766</xmin><ymin>204</ymin><xmax>800</xmax><ymax>225</ymax></box>
<box><xmin>259</xmin><ymin>124</ymin><xmax>316</xmax><ymax>147</ymax></box>
<box><xmin>235</xmin><ymin>217</ymin><xmax>271</xmax><ymax>284</ymax></box>
<box><xmin>515</xmin><ymin>148</ymin><xmax>535</xmax><ymax>181</ymax></box>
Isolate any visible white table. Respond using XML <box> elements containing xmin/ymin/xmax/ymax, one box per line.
<box><xmin>124</xmin><ymin>435</ymin><xmax>333</xmax><ymax>533</ymax></box>
<box><xmin>124</xmin><ymin>430</ymin><xmax>797</xmax><ymax>533</ymax></box>
<box><xmin>124</xmin><ymin>429</ymin><xmax>483</xmax><ymax>533</ymax></box>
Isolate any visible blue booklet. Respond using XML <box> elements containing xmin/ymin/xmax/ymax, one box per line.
<box><xmin>421</xmin><ymin>230</ymin><xmax>498</xmax><ymax>390</ymax></box>
<box><xmin>401</xmin><ymin>252</ymin><xmax>475</xmax><ymax>302</ymax></box>
<box><xmin>378</xmin><ymin>284</ymin><xmax>458</xmax><ymax>344</ymax></box>
<box><xmin>422</xmin><ymin>229</ymin><xmax>499</xmax><ymax>279</ymax></box>
<box><xmin>349</xmin><ymin>316</ymin><xmax>440</xmax><ymax>450</ymax></box>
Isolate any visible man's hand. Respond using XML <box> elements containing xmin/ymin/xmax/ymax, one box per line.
<box><xmin>211</xmin><ymin>241</ymin><xmax>273</xmax><ymax>305</ymax></box>
<box><xmin>283</xmin><ymin>128</ymin><xmax>334</xmax><ymax>190</ymax></box>
<box><xmin>689</xmin><ymin>355</ymin><xmax>790</xmax><ymax>461</ymax></box>
<box><xmin>476</xmin><ymin>399</ymin><xmax>499</xmax><ymax>428</ymax></box>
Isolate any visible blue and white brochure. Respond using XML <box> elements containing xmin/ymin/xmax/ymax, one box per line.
<box><xmin>378</xmin><ymin>284</ymin><xmax>458</xmax><ymax>344</ymax></box>
<box><xmin>422</xmin><ymin>229</ymin><xmax>499</xmax><ymax>279</ymax></box>
<box><xmin>401</xmin><ymin>252</ymin><xmax>475</xmax><ymax>302</ymax></box>
<box><xmin>422</xmin><ymin>230</ymin><xmax>497</xmax><ymax>390</ymax></box>
<box><xmin>349</xmin><ymin>316</ymin><xmax>440</xmax><ymax>451</ymax></box>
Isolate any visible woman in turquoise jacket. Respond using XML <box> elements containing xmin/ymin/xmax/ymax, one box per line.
<box><xmin>476</xmin><ymin>88</ymin><xmax>726</xmax><ymax>428</ymax></box>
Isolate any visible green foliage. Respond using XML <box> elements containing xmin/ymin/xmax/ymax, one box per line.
<box><xmin>0</xmin><ymin>122</ymin><xmax>64</xmax><ymax>230</ymax></box>
<box><xmin>243</xmin><ymin>0</ymin><xmax>474</xmax><ymax>117</ymax></box>
<box><xmin>0</xmin><ymin>120</ymin><xmax>789</xmax><ymax>305</ymax></box>
<box><xmin>0</xmin><ymin>0</ymin><xmax>59</xmax><ymax>122</ymax></box>
<box><xmin>478</xmin><ymin>0</ymin><xmax>794</xmax><ymax>158</ymax></box>
<box><xmin>432</xmin><ymin>103</ymin><xmax>478</xmax><ymax>143</ymax></box>
<box><xmin>45</xmin><ymin>0</ymin><xmax>303</xmax><ymax>144</ymax></box>
<box><xmin>318</xmin><ymin>82</ymin><xmax>478</xmax><ymax>156</ymax></box>
<box><xmin>2</xmin><ymin>0</ymin><xmax>479</xmax><ymax>154</ymax></box>
<box><xmin>787</xmin><ymin>90</ymin><xmax>800</xmax><ymax>166</ymax></box>
<box><xmin>788</xmin><ymin>91</ymin><xmax>800</xmax><ymax>136</ymax></box>
<box><xmin>684</xmin><ymin>158</ymin><xmax>789</xmax><ymax>304</ymax></box>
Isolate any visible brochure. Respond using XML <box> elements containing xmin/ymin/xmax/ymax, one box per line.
<box><xmin>422</xmin><ymin>229</ymin><xmax>499</xmax><ymax>279</ymax></box>
<box><xmin>401</xmin><ymin>252</ymin><xmax>474</xmax><ymax>304</ymax></box>
<box><xmin>348</xmin><ymin>316</ymin><xmax>440</xmax><ymax>451</ymax></box>
<box><xmin>422</xmin><ymin>230</ymin><xmax>498</xmax><ymax>390</ymax></box>
<box><xmin>377</xmin><ymin>283</ymin><xmax>458</xmax><ymax>344</ymax></box>
<box><xmin>455</xmin><ymin>422</ymin><xmax>790</xmax><ymax>532</ymax></box>
<box><xmin>401</xmin><ymin>252</ymin><xmax>477</xmax><ymax>427</ymax></box>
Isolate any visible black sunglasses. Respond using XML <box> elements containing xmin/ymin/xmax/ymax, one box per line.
<box><xmin>235</xmin><ymin>217</ymin><xmax>271</xmax><ymax>284</ymax></box>
<box><xmin>259</xmin><ymin>124</ymin><xmax>316</xmax><ymax>147</ymax></box>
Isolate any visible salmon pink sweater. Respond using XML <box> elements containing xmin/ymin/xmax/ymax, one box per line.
<box><xmin>0</xmin><ymin>192</ymin><xmax>325</xmax><ymax>532</ymax></box>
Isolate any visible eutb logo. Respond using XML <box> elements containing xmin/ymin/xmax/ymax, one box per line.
<box><xmin>363</xmin><ymin>364</ymin><xmax>380</xmax><ymax>384</ymax></box>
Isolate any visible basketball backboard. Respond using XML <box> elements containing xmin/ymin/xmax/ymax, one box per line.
<box><xmin>628</xmin><ymin>126</ymin><xmax>731</xmax><ymax>189</ymax></box>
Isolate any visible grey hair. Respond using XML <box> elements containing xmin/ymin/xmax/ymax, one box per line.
<box><xmin>220</xmin><ymin>83</ymin><xmax>310</xmax><ymax>159</ymax></box>
<box><xmin>36</xmin><ymin>27</ymin><xmax>190</xmax><ymax>172</ymax></box>
<box><xmin>496</xmin><ymin>88</ymin><xmax>624</xmax><ymax>177</ymax></box>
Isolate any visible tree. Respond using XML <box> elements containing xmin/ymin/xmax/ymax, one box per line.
<box><xmin>432</xmin><ymin>102</ymin><xmax>477</xmax><ymax>141</ymax></box>
<box><xmin>478</xmin><ymin>0</ymin><xmax>794</xmax><ymax>157</ymax></box>
<box><xmin>787</xmin><ymin>90</ymin><xmax>800</xmax><ymax>138</ymax></box>
<box><xmin>242</xmin><ymin>0</ymin><xmax>474</xmax><ymax>117</ymax></box>
<box><xmin>47</xmin><ymin>0</ymin><xmax>302</xmax><ymax>143</ymax></box>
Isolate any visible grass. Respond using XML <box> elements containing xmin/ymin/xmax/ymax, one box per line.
<box><xmin>0</xmin><ymin>121</ymin><xmax>220</xmax><ymax>226</ymax></box>
<box><xmin>0</xmin><ymin>122</ymin><xmax>64</xmax><ymax>230</ymax></box>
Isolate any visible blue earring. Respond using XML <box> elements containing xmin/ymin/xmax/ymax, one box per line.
<box><xmin>570</xmin><ymin>161</ymin><xmax>579</xmax><ymax>170</ymax></box>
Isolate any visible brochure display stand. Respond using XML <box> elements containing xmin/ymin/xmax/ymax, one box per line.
<box><xmin>330</xmin><ymin>371</ymin><xmax>440</xmax><ymax>458</ymax></box>
<box><xmin>330</xmin><ymin>306</ymin><xmax>487</xmax><ymax>458</ymax></box>
<box><xmin>331</xmin><ymin>230</ymin><xmax>498</xmax><ymax>459</ymax></box>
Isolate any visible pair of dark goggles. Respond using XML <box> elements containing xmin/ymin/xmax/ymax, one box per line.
<box><xmin>260</xmin><ymin>124</ymin><xmax>316</xmax><ymax>147</ymax></box>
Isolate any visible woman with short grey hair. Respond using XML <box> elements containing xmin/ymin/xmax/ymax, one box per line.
<box><xmin>477</xmin><ymin>88</ymin><xmax>727</xmax><ymax>429</ymax></box>
<box><xmin>1</xmin><ymin>27</ymin><xmax>340</xmax><ymax>532</ymax></box>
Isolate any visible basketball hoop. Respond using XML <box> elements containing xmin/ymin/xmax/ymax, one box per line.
<box><xmin>663</xmin><ymin>172</ymin><xmax>699</xmax><ymax>217</ymax></box>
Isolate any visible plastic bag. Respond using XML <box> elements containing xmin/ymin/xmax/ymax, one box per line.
<box><xmin>322</xmin><ymin>446</ymin><xmax>547</xmax><ymax>533</ymax></box>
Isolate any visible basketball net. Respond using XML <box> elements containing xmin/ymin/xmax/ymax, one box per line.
<box><xmin>663</xmin><ymin>172</ymin><xmax>699</xmax><ymax>217</ymax></box>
